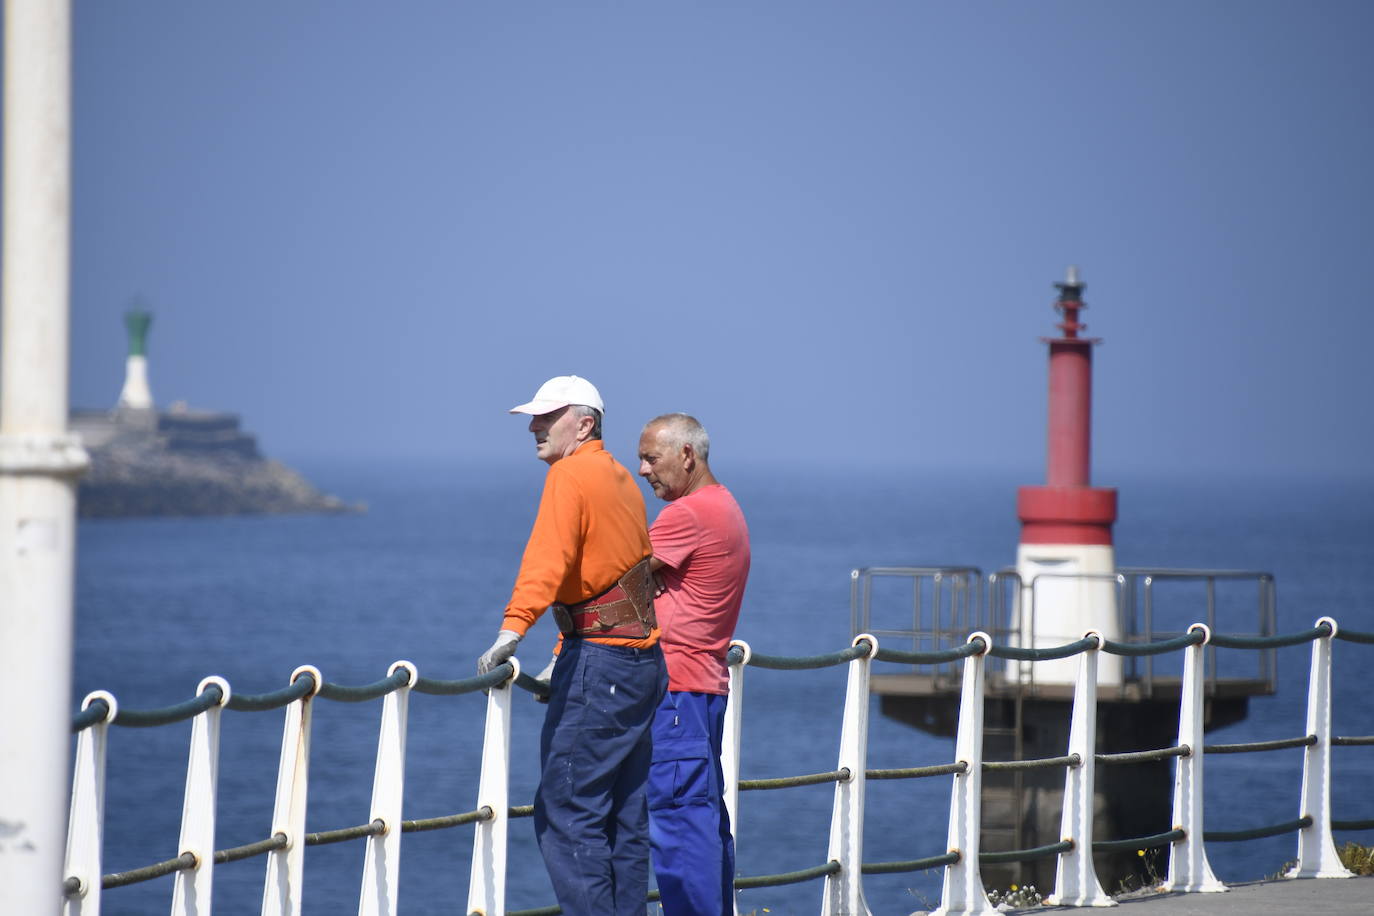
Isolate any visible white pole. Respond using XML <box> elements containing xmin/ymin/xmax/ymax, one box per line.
<box><xmin>721</xmin><ymin>640</ymin><xmax>750</xmax><ymax>916</ymax></box>
<box><xmin>0</xmin><ymin>1</ymin><xmax>87</xmax><ymax>913</ymax></box>
<box><xmin>1164</xmin><ymin>625</ymin><xmax>1225</xmax><ymax>893</ymax></box>
<box><xmin>467</xmin><ymin>660</ymin><xmax>518</xmax><ymax>916</ymax></box>
<box><xmin>820</xmin><ymin>635</ymin><xmax>876</xmax><ymax>916</ymax></box>
<box><xmin>931</xmin><ymin>633</ymin><xmax>998</xmax><ymax>916</ymax></box>
<box><xmin>1289</xmin><ymin>617</ymin><xmax>1352</xmax><ymax>879</ymax></box>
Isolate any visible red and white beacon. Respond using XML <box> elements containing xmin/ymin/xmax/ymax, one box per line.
<box><xmin>1015</xmin><ymin>266</ymin><xmax>1122</xmax><ymax>685</ymax></box>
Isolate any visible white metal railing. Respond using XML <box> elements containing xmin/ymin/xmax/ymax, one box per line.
<box><xmin>850</xmin><ymin>566</ymin><xmax>987</xmax><ymax>685</ymax></box>
<box><xmin>854</xmin><ymin>566</ymin><xmax>1279</xmax><ymax>696</ymax></box>
<box><xmin>63</xmin><ymin>618</ymin><xmax>1372</xmax><ymax>916</ymax></box>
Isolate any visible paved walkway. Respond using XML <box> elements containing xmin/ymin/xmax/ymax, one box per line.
<box><xmin>1024</xmin><ymin>875</ymin><xmax>1374</xmax><ymax>915</ymax></box>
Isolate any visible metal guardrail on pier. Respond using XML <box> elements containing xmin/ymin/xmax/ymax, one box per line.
<box><xmin>65</xmin><ymin>619</ymin><xmax>1374</xmax><ymax>915</ymax></box>
<box><xmin>853</xmin><ymin>566</ymin><xmax>1279</xmax><ymax>696</ymax></box>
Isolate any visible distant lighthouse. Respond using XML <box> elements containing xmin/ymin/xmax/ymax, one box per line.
<box><xmin>1014</xmin><ymin>267</ymin><xmax>1122</xmax><ymax>685</ymax></box>
<box><xmin>116</xmin><ymin>308</ymin><xmax>154</xmax><ymax>410</ymax></box>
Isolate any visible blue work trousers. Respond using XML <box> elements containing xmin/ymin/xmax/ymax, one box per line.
<box><xmin>534</xmin><ymin>638</ymin><xmax>668</xmax><ymax>916</ymax></box>
<box><xmin>649</xmin><ymin>690</ymin><xmax>735</xmax><ymax>916</ymax></box>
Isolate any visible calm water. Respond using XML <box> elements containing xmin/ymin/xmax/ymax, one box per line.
<box><xmin>73</xmin><ymin>462</ymin><xmax>1374</xmax><ymax>915</ymax></box>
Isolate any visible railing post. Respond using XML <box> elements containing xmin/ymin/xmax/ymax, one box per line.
<box><xmin>1289</xmin><ymin>617</ymin><xmax>1352</xmax><ymax>879</ymax></box>
<box><xmin>261</xmin><ymin>666</ymin><xmax>322</xmax><ymax>916</ymax></box>
<box><xmin>358</xmin><ymin>661</ymin><xmax>415</xmax><ymax>916</ymax></box>
<box><xmin>467</xmin><ymin>658</ymin><xmax>519</xmax><ymax>916</ymax></box>
<box><xmin>721</xmin><ymin>639</ymin><xmax>750</xmax><ymax>916</ymax></box>
<box><xmin>931</xmin><ymin>632</ymin><xmax>997</xmax><ymax>916</ymax></box>
<box><xmin>63</xmin><ymin>692</ymin><xmax>117</xmax><ymax>916</ymax></box>
<box><xmin>1164</xmin><ymin>625</ymin><xmax>1224</xmax><ymax>893</ymax></box>
<box><xmin>1048</xmin><ymin>634</ymin><xmax>1113</xmax><ymax>907</ymax></box>
<box><xmin>821</xmin><ymin>635</ymin><xmax>877</xmax><ymax>916</ymax></box>
<box><xmin>171</xmin><ymin>676</ymin><xmax>231</xmax><ymax>916</ymax></box>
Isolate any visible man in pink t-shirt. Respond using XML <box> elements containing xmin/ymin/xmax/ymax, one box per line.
<box><xmin>638</xmin><ymin>413</ymin><xmax>750</xmax><ymax>916</ymax></box>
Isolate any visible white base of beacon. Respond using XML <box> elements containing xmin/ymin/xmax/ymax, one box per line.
<box><xmin>1013</xmin><ymin>543</ymin><xmax>1123</xmax><ymax>686</ymax></box>
<box><xmin>117</xmin><ymin>354</ymin><xmax>153</xmax><ymax>409</ymax></box>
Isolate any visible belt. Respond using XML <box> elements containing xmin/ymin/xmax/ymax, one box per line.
<box><xmin>551</xmin><ymin>557</ymin><xmax>656</xmax><ymax>639</ymax></box>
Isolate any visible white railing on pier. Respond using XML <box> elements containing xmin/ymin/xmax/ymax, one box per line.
<box><xmin>63</xmin><ymin>617</ymin><xmax>1374</xmax><ymax>916</ymax></box>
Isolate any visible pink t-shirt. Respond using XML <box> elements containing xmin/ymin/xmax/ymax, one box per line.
<box><xmin>649</xmin><ymin>484</ymin><xmax>750</xmax><ymax>694</ymax></box>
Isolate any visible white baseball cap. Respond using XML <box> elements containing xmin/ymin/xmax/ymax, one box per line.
<box><xmin>508</xmin><ymin>375</ymin><xmax>605</xmax><ymax>415</ymax></box>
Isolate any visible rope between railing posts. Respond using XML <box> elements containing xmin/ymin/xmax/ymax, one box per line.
<box><xmin>874</xmin><ymin>639</ymin><xmax>987</xmax><ymax>665</ymax></box>
<box><xmin>1093</xmin><ymin>828</ymin><xmax>1186</xmax><ymax>853</ymax></box>
<box><xmin>515</xmin><ymin>670</ymin><xmax>553</xmax><ymax>700</ymax></box>
<box><xmin>411</xmin><ymin>664</ymin><xmax>553</xmax><ymax>699</ymax></box>
<box><xmin>317</xmin><ymin>669</ymin><xmax>411</xmax><ymax>702</ymax></box>
<box><xmin>984</xmin><ymin>753</ymin><xmax>1079</xmax><ymax>773</ymax></box>
<box><xmin>1204</xmin><ymin>735</ymin><xmax>1316</xmax><ymax>754</ymax></box>
<box><xmin>990</xmin><ymin>637</ymin><xmax>1097</xmax><ymax>662</ymax></box>
<box><xmin>411</xmin><ymin>671</ymin><xmax>495</xmax><ymax>695</ymax></box>
<box><xmin>101</xmin><ymin>852</ymin><xmax>198</xmax><ymax>889</ymax></box>
<box><xmin>734</xmin><ymin>859</ymin><xmax>842</xmax><ymax>889</ymax></box>
<box><xmin>1206</xmin><ymin>816</ymin><xmax>1312</xmax><ymax>842</ymax></box>
<box><xmin>225</xmin><ymin>676</ymin><xmax>314</xmax><ymax>712</ymax></box>
<box><xmin>304</xmin><ymin>818</ymin><xmax>386</xmax><ymax>846</ymax></box>
<box><xmin>1096</xmin><ymin>744</ymin><xmax>1190</xmax><ymax>765</ymax></box>
<box><xmin>402</xmin><ymin>807</ymin><xmax>492</xmax><ymax>833</ymax></box>
<box><xmin>1101</xmin><ymin>630</ymin><xmax>1204</xmax><ymax>657</ymax></box>
<box><xmin>510</xmin><ymin>804</ymin><xmax>535</xmax><ymax>819</ymax></box>
<box><xmin>743</xmin><ymin>644</ymin><xmax>871</xmax><ymax>670</ymax></box>
<box><xmin>213</xmin><ymin>833</ymin><xmax>288</xmax><ymax>864</ymax></box>
<box><xmin>1333</xmin><ymin>735</ymin><xmax>1374</xmax><ymax>746</ymax></box>
<box><xmin>1210</xmin><ymin>624</ymin><xmax>1330</xmax><ymax>650</ymax></box>
<box><xmin>413</xmin><ymin>663</ymin><xmax>524</xmax><ymax>696</ymax></box>
<box><xmin>980</xmin><ymin>840</ymin><xmax>1074</xmax><ymax>864</ymax></box>
<box><xmin>739</xmin><ymin>768</ymin><xmax>849</xmax><ymax>790</ymax></box>
<box><xmin>868</xmin><ymin>761</ymin><xmax>968</xmax><ymax>780</ymax></box>
<box><xmin>1334</xmin><ymin>819</ymin><xmax>1374</xmax><ymax>831</ymax></box>
<box><xmin>862</xmin><ymin>851</ymin><xmax>961</xmax><ymax>874</ymax></box>
<box><xmin>87</xmin><ymin>833</ymin><xmax>291</xmax><ymax>892</ymax></box>
<box><xmin>1334</xmin><ymin>627</ymin><xmax>1374</xmax><ymax>644</ymax></box>
<box><xmin>111</xmin><ymin>684</ymin><xmax>223</xmax><ymax>728</ymax></box>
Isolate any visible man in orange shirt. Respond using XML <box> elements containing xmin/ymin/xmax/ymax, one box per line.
<box><xmin>478</xmin><ymin>375</ymin><xmax>667</xmax><ymax>916</ymax></box>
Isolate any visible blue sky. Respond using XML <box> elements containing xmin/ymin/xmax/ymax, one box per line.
<box><xmin>57</xmin><ymin>2</ymin><xmax>1373</xmax><ymax>478</ymax></box>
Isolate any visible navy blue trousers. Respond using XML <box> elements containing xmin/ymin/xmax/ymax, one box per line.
<box><xmin>648</xmin><ymin>691</ymin><xmax>735</xmax><ymax>916</ymax></box>
<box><xmin>534</xmin><ymin>639</ymin><xmax>667</xmax><ymax>916</ymax></box>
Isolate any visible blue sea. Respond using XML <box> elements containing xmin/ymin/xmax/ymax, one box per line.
<box><xmin>73</xmin><ymin>462</ymin><xmax>1374</xmax><ymax>915</ymax></box>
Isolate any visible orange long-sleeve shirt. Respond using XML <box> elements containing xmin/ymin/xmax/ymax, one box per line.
<box><xmin>502</xmin><ymin>439</ymin><xmax>659</xmax><ymax>649</ymax></box>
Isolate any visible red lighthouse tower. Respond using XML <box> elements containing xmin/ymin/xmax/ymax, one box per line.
<box><xmin>1014</xmin><ymin>267</ymin><xmax>1122</xmax><ymax>684</ymax></box>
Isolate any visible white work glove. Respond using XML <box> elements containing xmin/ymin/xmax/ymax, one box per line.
<box><xmin>533</xmin><ymin>654</ymin><xmax>557</xmax><ymax>703</ymax></box>
<box><xmin>477</xmin><ymin>630</ymin><xmax>522</xmax><ymax>675</ymax></box>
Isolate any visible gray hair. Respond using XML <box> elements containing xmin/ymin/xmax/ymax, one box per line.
<box><xmin>572</xmin><ymin>404</ymin><xmax>602</xmax><ymax>440</ymax></box>
<box><xmin>643</xmin><ymin>413</ymin><xmax>709</xmax><ymax>461</ymax></box>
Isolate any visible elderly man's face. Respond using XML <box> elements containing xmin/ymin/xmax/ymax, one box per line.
<box><xmin>638</xmin><ymin>424</ymin><xmax>691</xmax><ymax>501</ymax></box>
<box><xmin>529</xmin><ymin>407</ymin><xmax>585</xmax><ymax>465</ymax></box>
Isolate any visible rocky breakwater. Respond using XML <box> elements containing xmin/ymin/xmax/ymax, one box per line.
<box><xmin>72</xmin><ymin>407</ymin><xmax>360</xmax><ymax>518</ymax></box>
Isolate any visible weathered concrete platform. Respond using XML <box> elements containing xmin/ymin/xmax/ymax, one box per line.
<box><xmin>1020</xmin><ymin>875</ymin><xmax>1374</xmax><ymax>914</ymax></box>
